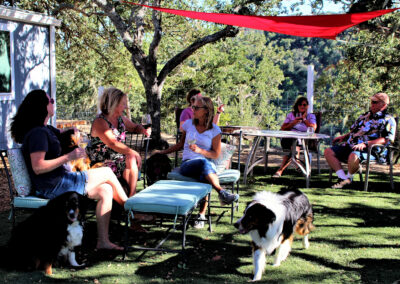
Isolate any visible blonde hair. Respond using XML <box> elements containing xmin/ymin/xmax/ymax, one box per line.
<box><xmin>99</xmin><ymin>87</ymin><xmax>126</xmax><ymax>115</ymax></box>
<box><xmin>193</xmin><ymin>96</ymin><xmax>214</xmax><ymax>130</ymax></box>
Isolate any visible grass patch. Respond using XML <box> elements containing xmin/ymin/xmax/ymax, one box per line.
<box><xmin>0</xmin><ymin>167</ymin><xmax>400</xmax><ymax>283</ymax></box>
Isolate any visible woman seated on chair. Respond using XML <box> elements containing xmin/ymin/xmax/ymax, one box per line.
<box><xmin>273</xmin><ymin>96</ymin><xmax>316</xmax><ymax>178</ymax></box>
<box><xmin>179</xmin><ymin>89</ymin><xmax>224</xmax><ymax>130</ymax></box>
<box><xmin>10</xmin><ymin>89</ymin><xmax>128</xmax><ymax>251</ymax></box>
<box><xmin>86</xmin><ymin>87</ymin><xmax>151</xmax><ymax>198</ymax></box>
<box><xmin>156</xmin><ymin>96</ymin><xmax>239</xmax><ymax>228</ymax></box>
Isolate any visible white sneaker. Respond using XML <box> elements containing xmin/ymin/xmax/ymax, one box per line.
<box><xmin>193</xmin><ymin>214</ymin><xmax>207</xmax><ymax>229</ymax></box>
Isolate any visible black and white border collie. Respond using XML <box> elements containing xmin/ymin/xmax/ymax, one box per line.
<box><xmin>234</xmin><ymin>188</ymin><xmax>314</xmax><ymax>281</ymax></box>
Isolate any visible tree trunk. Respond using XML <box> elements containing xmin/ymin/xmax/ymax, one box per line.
<box><xmin>145</xmin><ymin>82</ymin><xmax>162</xmax><ymax>145</ymax></box>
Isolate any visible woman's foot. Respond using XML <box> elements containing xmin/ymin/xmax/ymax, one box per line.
<box><xmin>134</xmin><ymin>213</ymin><xmax>155</xmax><ymax>222</ymax></box>
<box><xmin>272</xmin><ymin>171</ymin><xmax>282</xmax><ymax>178</ymax></box>
<box><xmin>96</xmin><ymin>241</ymin><xmax>124</xmax><ymax>251</ymax></box>
<box><xmin>129</xmin><ymin>221</ymin><xmax>148</xmax><ymax>233</ymax></box>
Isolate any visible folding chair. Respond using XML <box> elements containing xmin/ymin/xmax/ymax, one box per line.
<box><xmin>167</xmin><ymin>131</ymin><xmax>242</xmax><ymax>224</ymax></box>
<box><xmin>329</xmin><ymin>116</ymin><xmax>398</xmax><ymax>191</ymax></box>
<box><xmin>0</xmin><ymin>149</ymin><xmax>49</xmax><ymax>227</ymax></box>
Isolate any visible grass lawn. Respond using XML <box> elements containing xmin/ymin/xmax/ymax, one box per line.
<box><xmin>0</xmin><ymin>167</ymin><xmax>399</xmax><ymax>283</ymax></box>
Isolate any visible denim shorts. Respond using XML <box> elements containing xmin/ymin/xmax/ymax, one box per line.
<box><xmin>180</xmin><ymin>158</ymin><xmax>217</xmax><ymax>182</ymax></box>
<box><xmin>37</xmin><ymin>171</ymin><xmax>88</xmax><ymax>200</ymax></box>
<box><xmin>330</xmin><ymin>144</ymin><xmax>375</xmax><ymax>163</ymax></box>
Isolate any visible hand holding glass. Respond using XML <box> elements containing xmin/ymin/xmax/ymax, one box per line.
<box><xmin>141</xmin><ymin>114</ymin><xmax>152</xmax><ymax>129</ymax></box>
<box><xmin>187</xmin><ymin>132</ymin><xmax>197</xmax><ymax>146</ymax></box>
<box><xmin>79</xmin><ymin>133</ymin><xmax>89</xmax><ymax>149</ymax></box>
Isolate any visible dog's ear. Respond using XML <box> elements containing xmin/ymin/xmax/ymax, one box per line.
<box><xmin>257</xmin><ymin>206</ymin><xmax>276</xmax><ymax>237</ymax></box>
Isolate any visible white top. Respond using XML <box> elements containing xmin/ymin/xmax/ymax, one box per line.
<box><xmin>182</xmin><ymin>120</ymin><xmax>221</xmax><ymax>161</ymax></box>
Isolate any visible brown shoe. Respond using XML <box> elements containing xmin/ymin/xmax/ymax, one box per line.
<box><xmin>332</xmin><ymin>178</ymin><xmax>351</xmax><ymax>189</ymax></box>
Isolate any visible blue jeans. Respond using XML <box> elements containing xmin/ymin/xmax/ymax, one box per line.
<box><xmin>37</xmin><ymin>171</ymin><xmax>88</xmax><ymax>199</ymax></box>
<box><xmin>180</xmin><ymin>158</ymin><xmax>217</xmax><ymax>182</ymax></box>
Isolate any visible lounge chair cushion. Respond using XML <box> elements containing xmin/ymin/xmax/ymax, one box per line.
<box><xmin>14</xmin><ymin>196</ymin><xmax>49</xmax><ymax>208</ymax></box>
<box><xmin>167</xmin><ymin>168</ymin><xmax>240</xmax><ymax>184</ymax></box>
<box><xmin>7</xmin><ymin>148</ymin><xmax>32</xmax><ymax>197</ymax></box>
<box><xmin>124</xmin><ymin>180</ymin><xmax>212</xmax><ymax>216</ymax></box>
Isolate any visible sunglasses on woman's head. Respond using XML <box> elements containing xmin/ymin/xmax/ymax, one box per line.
<box><xmin>48</xmin><ymin>98</ymin><xmax>55</xmax><ymax>104</ymax></box>
<box><xmin>192</xmin><ymin>105</ymin><xmax>207</xmax><ymax>110</ymax></box>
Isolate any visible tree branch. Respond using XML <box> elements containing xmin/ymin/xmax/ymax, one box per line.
<box><xmin>148</xmin><ymin>0</ymin><xmax>162</xmax><ymax>68</ymax></box>
<box><xmin>157</xmin><ymin>26</ymin><xmax>239</xmax><ymax>85</ymax></box>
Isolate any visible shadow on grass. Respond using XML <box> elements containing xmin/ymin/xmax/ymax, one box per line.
<box><xmin>247</xmin><ymin>165</ymin><xmax>399</xmax><ymax>193</ymax></box>
<box><xmin>354</xmin><ymin>258</ymin><xmax>400</xmax><ymax>284</ymax></box>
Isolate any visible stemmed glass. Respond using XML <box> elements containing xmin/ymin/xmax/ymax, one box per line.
<box><xmin>187</xmin><ymin>132</ymin><xmax>197</xmax><ymax>147</ymax></box>
<box><xmin>79</xmin><ymin>132</ymin><xmax>89</xmax><ymax>149</ymax></box>
<box><xmin>141</xmin><ymin>114</ymin><xmax>152</xmax><ymax>129</ymax></box>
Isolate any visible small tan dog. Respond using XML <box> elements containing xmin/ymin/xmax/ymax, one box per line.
<box><xmin>59</xmin><ymin>129</ymin><xmax>103</xmax><ymax>171</ymax></box>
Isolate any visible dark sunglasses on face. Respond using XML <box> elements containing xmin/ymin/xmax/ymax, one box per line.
<box><xmin>371</xmin><ymin>100</ymin><xmax>380</xmax><ymax>104</ymax></box>
<box><xmin>48</xmin><ymin>98</ymin><xmax>55</xmax><ymax>104</ymax></box>
<box><xmin>192</xmin><ymin>105</ymin><xmax>207</xmax><ymax>110</ymax></box>
<box><xmin>300</xmin><ymin>103</ymin><xmax>308</xmax><ymax>107</ymax></box>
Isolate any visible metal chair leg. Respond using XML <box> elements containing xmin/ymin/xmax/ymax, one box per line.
<box><xmin>364</xmin><ymin>156</ymin><xmax>371</xmax><ymax>192</ymax></box>
<box><xmin>389</xmin><ymin>151</ymin><xmax>395</xmax><ymax>190</ymax></box>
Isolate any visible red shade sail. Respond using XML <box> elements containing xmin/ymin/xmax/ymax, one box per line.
<box><xmin>120</xmin><ymin>1</ymin><xmax>398</xmax><ymax>39</ymax></box>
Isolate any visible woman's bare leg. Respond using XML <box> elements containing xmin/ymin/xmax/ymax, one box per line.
<box><xmin>275</xmin><ymin>155</ymin><xmax>291</xmax><ymax>176</ymax></box>
<box><xmin>86</xmin><ymin>183</ymin><xmax>122</xmax><ymax>250</ymax></box>
<box><xmin>86</xmin><ymin>167</ymin><xmax>127</xmax><ymax>205</ymax></box>
<box><xmin>85</xmin><ymin>167</ymin><xmax>127</xmax><ymax>250</ymax></box>
<box><xmin>123</xmin><ymin>153</ymin><xmax>139</xmax><ymax>197</ymax></box>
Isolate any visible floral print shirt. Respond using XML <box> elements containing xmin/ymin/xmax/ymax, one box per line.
<box><xmin>346</xmin><ymin>110</ymin><xmax>396</xmax><ymax>147</ymax></box>
<box><xmin>86</xmin><ymin>114</ymin><xmax>127</xmax><ymax>178</ymax></box>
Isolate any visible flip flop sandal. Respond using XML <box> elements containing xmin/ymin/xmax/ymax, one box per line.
<box><xmin>272</xmin><ymin>172</ymin><xmax>281</xmax><ymax>178</ymax></box>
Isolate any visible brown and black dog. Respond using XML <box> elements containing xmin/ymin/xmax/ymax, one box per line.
<box><xmin>145</xmin><ymin>153</ymin><xmax>172</xmax><ymax>186</ymax></box>
<box><xmin>59</xmin><ymin>129</ymin><xmax>103</xmax><ymax>172</ymax></box>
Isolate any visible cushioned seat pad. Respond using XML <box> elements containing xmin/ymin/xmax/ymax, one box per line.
<box><xmin>14</xmin><ymin>196</ymin><xmax>49</xmax><ymax>208</ymax></box>
<box><xmin>167</xmin><ymin>168</ymin><xmax>240</xmax><ymax>184</ymax></box>
<box><xmin>124</xmin><ymin>180</ymin><xmax>212</xmax><ymax>216</ymax></box>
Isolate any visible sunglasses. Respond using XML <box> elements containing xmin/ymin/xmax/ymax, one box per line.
<box><xmin>371</xmin><ymin>100</ymin><xmax>380</xmax><ymax>104</ymax></box>
<box><xmin>48</xmin><ymin>98</ymin><xmax>55</xmax><ymax>104</ymax></box>
<box><xmin>192</xmin><ymin>105</ymin><xmax>207</xmax><ymax>111</ymax></box>
<box><xmin>299</xmin><ymin>103</ymin><xmax>308</xmax><ymax>107</ymax></box>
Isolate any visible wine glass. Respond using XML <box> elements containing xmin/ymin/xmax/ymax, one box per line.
<box><xmin>187</xmin><ymin>132</ymin><xmax>197</xmax><ymax>146</ymax></box>
<box><xmin>79</xmin><ymin>132</ymin><xmax>89</xmax><ymax>149</ymax></box>
<box><xmin>141</xmin><ymin>114</ymin><xmax>152</xmax><ymax>129</ymax></box>
<box><xmin>306</xmin><ymin>127</ymin><xmax>314</xmax><ymax>136</ymax></box>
